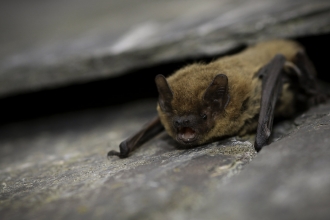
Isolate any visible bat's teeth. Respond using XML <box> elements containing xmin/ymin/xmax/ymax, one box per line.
<box><xmin>178</xmin><ymin>127</ymin><xmax>196</xmax><ymax>142</ymax></box>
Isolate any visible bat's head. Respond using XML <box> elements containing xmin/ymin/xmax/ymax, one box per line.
<box><xmin>155</xmin><ymin>74</ymin><xmax>230</xmax><ymax>146</ymax></box>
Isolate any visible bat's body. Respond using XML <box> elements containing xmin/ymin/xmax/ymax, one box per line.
<box><xmin>109</xmin><ymin>39</ymin><xmax>321</xmax><ymax>158</ymax></box>
<box><xmin>159</xmin><ymin>40</ymin><xmax>300</xmax><ymax>145</ymax></box>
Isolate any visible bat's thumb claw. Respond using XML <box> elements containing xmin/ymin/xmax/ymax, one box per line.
<box><xmin>107</xmin><ymin>150</ymin><xmax>123</xmax><ymax>159</ymax></box>
<box><xmin>107</xmin><ymin>141</ymin><xmax>131</xmax><ymax>159</ymax></box>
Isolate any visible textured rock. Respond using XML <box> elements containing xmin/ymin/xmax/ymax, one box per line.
<box><xmin>1</xmin><ymin>0</ymin><xmax>330</xmax><ymax>97</ymax></box>
<box><xmin>1</xmin><ymin>99</ymin><xmax>330</xmax><ymax>220</ymax></box>
<box><xmin>191</xmin><ymin>102</ymin><xmax>330</xmax><ymax>220</ymax></box>
<box><xmin>0</xmin><ymin>100</ymin><xmax>256</xmax><ymax>219</ymax></box>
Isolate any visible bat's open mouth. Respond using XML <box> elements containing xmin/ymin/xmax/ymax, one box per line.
<box><xmin>177</xmin><ymin>127</ymin><xmax>197</xmax><ymax>143</ymax></box>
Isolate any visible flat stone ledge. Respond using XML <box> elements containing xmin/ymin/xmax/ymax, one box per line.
<box><xmin>1</xmin><ymin>100</ymin><xmax>330</xmax><ymax>220</ymax></box>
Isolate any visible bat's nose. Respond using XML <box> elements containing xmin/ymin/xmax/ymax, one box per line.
<box><xmin>174</xmin><ymin>118</ymin><xmax>190</xmax><ymax>127</ymax></box>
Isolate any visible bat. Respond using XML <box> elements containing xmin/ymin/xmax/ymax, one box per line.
<box><xmin>108</xmin><ymin>39</ymin><xmax>322</xmax><ymax>158</ymax></box>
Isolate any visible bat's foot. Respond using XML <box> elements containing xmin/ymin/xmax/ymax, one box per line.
<box><xmin>308</xmin><ymin>93</ymin><xmax>329</xmax><ymax>106</ymax></box>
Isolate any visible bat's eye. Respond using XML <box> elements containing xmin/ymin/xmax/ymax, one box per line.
<box><xmin>201</xmin><ymin>114</ymin><xmax>207</xmax><ymax>120</ymax></box>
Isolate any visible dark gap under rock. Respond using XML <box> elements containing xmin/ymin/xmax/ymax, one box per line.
<box><xmin>0</xmin><ymin>33</ymin><xmax>328</xmax><ymax>126</ymax></box>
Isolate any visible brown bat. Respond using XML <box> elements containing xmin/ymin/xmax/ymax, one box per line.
<box><xmin>108</xmin><ymin>39</ymin><xmax>321</xmax><ymax>158</ymax></box>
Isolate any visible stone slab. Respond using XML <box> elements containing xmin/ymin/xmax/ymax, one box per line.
<box><xmin>1</xmin><ymin>0</ymin><xmax>330</xmax><ymax>97</ymax></box>
<box><xmin>1</xmin><ymin>99</ymin><xmax>330</xmax><ymax>220</ymax></box>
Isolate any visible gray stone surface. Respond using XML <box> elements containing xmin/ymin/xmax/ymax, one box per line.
<box><xmin>1</xmin><ymin>0</ymin><xmax>330</xmax><ymax>97</ymax></box>
<box><xmin>1</xmin><ymin>99</ymin><xmax>330</xmax><ymax>220</ymax></box>
<box><xmin>0</xmin><ymin>99</ymin><xmax>255</xmax><ymax>219</ymax></box>
<box><xmin>192</xmin><ymin>104</ymin><xmax>330</xmax><ymax>220</ymax></box>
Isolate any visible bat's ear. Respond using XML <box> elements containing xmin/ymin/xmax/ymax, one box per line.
<box><xmin>203</xmin><ymin>74</ymin><xmax>230</xmax><ymax>111</ymax></box>
<box><xmin>155</xmin><ymin>74</ymin><xmax>173</xmax><ymax>112</ymax></box>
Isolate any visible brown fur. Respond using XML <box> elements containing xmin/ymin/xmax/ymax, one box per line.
<box><xmin>157</xmin><ymin>39</ymin><xmax>303</xmax><ymax>144</ymax></box>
